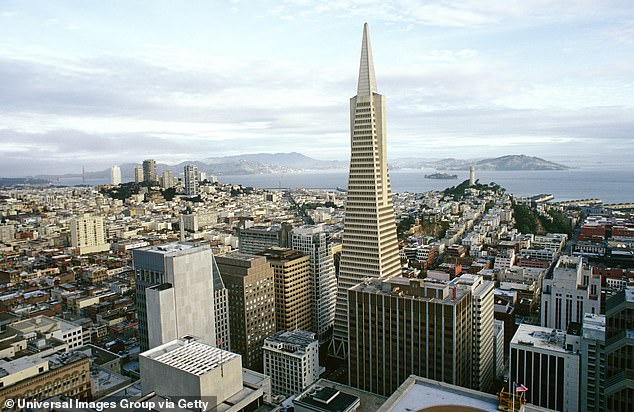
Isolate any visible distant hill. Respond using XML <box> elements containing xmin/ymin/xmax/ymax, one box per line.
<box><xmin>392</xmin><ymin>155</ymin><xmax>569</xmax><ymax>171</ymax></box>
<box><xmin>28</xmin><ymin>153</ymin><xmax>568</xmax><ymax>181</ymax></box>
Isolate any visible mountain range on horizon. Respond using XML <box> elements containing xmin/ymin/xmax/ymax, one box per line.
<box><xmin>28</xmin><ymin>153</ymin><xmax>570</xmax><ymax>180</ymax></box>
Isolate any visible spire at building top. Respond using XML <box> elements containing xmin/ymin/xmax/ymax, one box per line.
<box><xmin>357</xmin><ymin>22</ymin><xmax>377</xmax><ymax>96</ymax></box>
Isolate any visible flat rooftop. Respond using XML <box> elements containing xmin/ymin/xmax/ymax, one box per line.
<box><xmin>510</xmin><ymin>324</ymin><xmax>567</xmax><ymax>353</ymax></box>
<box><xmin>141</xmin><ymin>338</ymin><xmax>238</xmax><ymax>376</ymax></box>
<box><xmin>138</xmin><ymin>242</ymin><xmax>200</xmax><ymax>255</ymax></box>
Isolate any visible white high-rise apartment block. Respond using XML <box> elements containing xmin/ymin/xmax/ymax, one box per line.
<box><xmin>110</xmin><ymin>165</ymin><xmax>121</xmax><ymax>185</ymax></box>
<box><xmin>184</xmin><ymin>164</ymin><xmax>199</xmax><ymax>196</ymax></box>
<box><xmin>132</xmin><ymin>242</ymin><xmax>217</xmax><ymax>351</ymax></box>
<box><xmin>263</xmin><ymin>330</ymin><xmax>320</xmax><ymax>398</ymax></box>
<box><xmin>541</xmin><ymin>255</ymin><xmax>601</xmax><ymax>330</ymax></box>
<box><xmin>454</xmin><ymin>274</ymin><xmax>495</xmax><ymax>392</ymax></box>
<box><xmin>332</xmin><ymin>23</ymin><xmax>401</xmax><ymax>357</ymax></box>
<box><xmin>70</xmin><ymin>215</ymin><xmax>110</xmax><ymax>255</ymax></box>
<box><xmin>161</xmin><ymin>169</ymin><xmax>174</xmax><ymax>189</ymax></box>
<box><xmin>290</xmin><ymin>225</ymin><xmax>337</xmax><ymax>341</ymax></box>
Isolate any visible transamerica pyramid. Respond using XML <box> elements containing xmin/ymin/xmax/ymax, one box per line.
<box><xmin>330</xmin><ymin>23</ymin><xmax>401</xmax><ymax>358</ymax></box>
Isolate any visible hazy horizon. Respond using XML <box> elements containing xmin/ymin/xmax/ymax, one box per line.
<box><xmin>1</xmin><ymin>1</ymin><xmax>633</xmax><ymax>176</ymax></box>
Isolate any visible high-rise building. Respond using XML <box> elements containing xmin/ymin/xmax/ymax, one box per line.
<box><xmin>70</xmin><ymin>215</ymin><xmax>110</xmax><ymax>255</ymax></box>
<box><xmin>216</xmin><ymin>251</ymin><xmax>276</xmax><ymax>371</ymax></box>
<box><xmin>132</xmin><ymin>242</ymin><xmax>217</xmax><ymax>351</ymax></box>
<box><xmin>110</xmin><ymin>165</ymin><xmax>121</xmax><ymax>185</ymax></box>
<box><xmin>161</xmin><ymin>169</ymin><xmax>174</xmax><ymax>189</ymax></box>
<box><xmin>291</xmin><ymin>225</ymin><xmax>337</xmax><ymax>341</ymax></box>
<box><xmin>239</xmin><ymin>224</ymin><xmax>291</xmax><ymax>255</ymax></box>
<box><xmin>263</xmin><ymin>330</ymin><xmax>320</xmax><ymax>398</ymax></box>
<box><xmin>605</xmin><ymin>288</ymin><xmax>634</xmax><ymax>411</ymax></box>
<box><xmin>453</xmin><ymin>274</ymin><xmax>495</xmax><ymax>392</ymax></box>
<box><xmin>134</xmin><ymin>165</ymin><xmax>144</xmax><ymax>183</ymax></box>
<box><xmin>212</xmin><ymin>255</ymin><xmax>231</xmax><ymax>352</ymax></box>
<box><xmin>494</xmin><ymin>320</ymin><xmax>506</xmax><ymax>379</ymax></box>
<box><xmin>184</xmin><ymin>164</ymin><xmax>199</xmax><ymax>196</ymax></box>
<box><xmin>143</xmin><ymin>159</ymin><xmax>157</xmax><ymax>184</ymax></box>
<box><xmin>260</xmin><ymin>247</ymin><xmax>312</xmax><ymax>333</ymax></box>
<box><xmin>509</xmin><ymin>323</ymin><xmax>580</xmax><ymax>412</ymax></box>
<box><xmin>580</xmin><ymin>313</ymin><xmax>605</xmax><ymax>412</ymax></box>
<box><xmin>541</xmin><ymin>255</ymin><xmax>601</xmax><ymax>330</ymax></box>
<box><xmin>348</xmin><ymin>277</ymin><xmax>473</xmax><ymax>396</ymax></box>
<box><xmin>332</xmin><ymin>23</ymin><xmax>401</xmax><ymax>358</ymax></box>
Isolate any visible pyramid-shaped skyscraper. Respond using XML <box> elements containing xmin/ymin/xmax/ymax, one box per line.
<box><xmin>331</xmin><ymin>23</ymin><xmax>401</xmax><ymax>358</ymax></box>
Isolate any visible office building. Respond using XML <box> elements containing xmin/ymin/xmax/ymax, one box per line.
<box><xmin>333</xmin><ymin>23</ymin><xmax>401</xmax><ymax>358</ymax></box>
<box><xmin>263</xmin><ymin>330</ymin><xmax>320</xmax><ymax>398</ymax></box>
<box><xmin>239</xmin><ymin>224</ymin><xmax>291</xmax><ymax>254</ymax></box>
<box><xmin>605</xmin><ymin>288</ymin><xmax>634</xmax><ymax>411</ymax></box>
<box><xmin>509</xmin><ymin>323</ymin><xmax>580</xmax><ymax>412</ymax></box>
<box><xmin>70</xmin><ymin>215</ymin><xmax>110</xmax><ymax>255</ymax></box>
<box><xmin>212</xmin><ymin>254</ymin><xmax>231</xmax><ymax>351</ymax></box>
<box><xmin>260</xmin><ymin>247</ymin><xmax>312</xmax><ymax>332</ymax></box>
<box><xmin>291</xmin><ymin>225</ymin><xmax>337</xmax><ymax>341</ymax></box>
<box><xmin>216</xmin><ymin>251</ymin><xmax>276</xmax><ymax>371</ymax></box>
<box><xmin>580</xmin><ymin>313</ymin><xmax>605</xmax><ymax>412</ymax></box>
<box><xmin>140</xmin><ymin>337</ymin><xmax>270</xmax><ymax>412</ymax></box>
<box><xmin>348</xmin><ymin>277</ymin><xmax>472</xmax><ymax>396</ymax></box>
<box><xmin>110</xmin><ymin>165</ymin><xmax>121</xmax><ymax>185</ymax></box>
<box><xmin>134</xmin><ymin>165</ymin><xmax>144</xmax><ymax>183</ymax></box>
<box><xmin>453</xmin><ymin>274</ymin><xmax>495</xmax><ymax>391</ymax></box>
<box><xmin>541</xmin><ymin>255</ymin><xmax>601</xmax><ymax>330</ymax></box>
<box><xmin>142</xmin><ymin>159</ymin><xmax>157</xmax><ymax>184</ymax></box>
<box><xmin>184</xmin><ymin>164</ymin><xmax>199</xmax><ymax>196</ymax></box>
<box><xmin>494</xmin><ymin>320</ymin><xmax>505</xmax><ymax>378</ymax></box>
<box><xmin>132</xmin><ymin>242</ymin><xmax>217</xmax><ymax>351</ymax></box>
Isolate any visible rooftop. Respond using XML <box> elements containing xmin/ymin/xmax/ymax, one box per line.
<box><xmin>510</xmin><ymin>324</ymin><xmax>568</xmax><ymax>353</ymax></box>
<box><xmin>140</xmin><ymin>337</ymin><xmax>238</xmax><ymax>376</ymax></box>
<box><xmin>295</xmin><ymin>386</ymin><xmax>360</xmax><ymax>412</ymax></box>
<box><xmin>378</xmin><ymin>375</ymin><xmax>498</xmax><ymax>412</ymax></box>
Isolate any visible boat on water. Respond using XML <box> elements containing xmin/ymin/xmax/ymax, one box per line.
<box><xmin>424</xmin><ymin>173</ymin><xmax>458</xmax><ymax>180</ymax></box>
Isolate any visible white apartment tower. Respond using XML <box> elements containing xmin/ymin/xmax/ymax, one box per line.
<box><xmin>184</xmin><ymin>164</ymin><xmax>199</xmax><ymax>196</ymax></box>
<box><xmin>290</xmin><ymin>225</ymin><xmax>337</xmax><ymax>342</ymax></box>
<box><xmin>263</xmin><ymin>330</ymin><xmax>320</xmax><ymax>398</ymax></box>
<box><xmin>332</xmin><ymin>23</ymin><xmax>401</xmax><ymax>357</ymax></box>
<box><xmin>110</xmin><ymin>165</ymin><xmax>121</xmax><ymax>185</ymax></box>
<box><xmin>70</xmin><ymin>215</ymin><xmax>110</xmax><ymax>255</ymax></box>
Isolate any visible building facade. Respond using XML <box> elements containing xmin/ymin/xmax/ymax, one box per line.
<box><xmin>263</xmin><ymin>330</ymin><xmax>320</xmax><ymax>398</ymax></box>
<box><xmin>541</xmin><ymin>255</ymin><xmax>601</xmax><ymax>330</ymax></box>
<box><xmin>142</xmin><ymin>159</ymin><xmax>157</xmax><ymax>184</ymax></box>
<box><xmin>110</xmin><ymin>165</ymin><xmax>121</xmax><ymax>185</ymax></box>
<box><xmin>580</xmin><ymin>313</ymin><xmax>606</xmax><ymax>412</ymax></box>
<box><xmin>290</xmin><ymin>225</ymin><xmax>337</xmax><ymax>341</ymax></box>
<box><xmin>184</xmin><ymin>164</ymin><xmax>199</xmax><ymax>196</ymax></box>
<box><xmin>333</xmin><ymin>23</ymin><xmax>401</xmax><ymax>358</ymax></box>
<box><xmin>509</xmin><ymin>324</ymin><xmax>580</xmax><ymax>412</ymax></box>
<box><xmin>70</xmin><ymin>215</ymin><xmax>110</xmax><ymax>255</ymax></box>
<box><xmin>605</xmin><ymin>288</ymin><xmax>634</xmax><ymax>411</ymax></box>
<box><xmin>132</xmin><ymin>242</ymin><xmax>217</xmax><ymax>351</ymax></box>
<box><xmin>453</xmin><ymin>274</ymin><xmax>495</xmax><ymax>391</ymax></box>
<box><xmin>216</xmin><ymin>251</ymin><xmax>276</xmax><ymax>371</ymax></box>
<box><xmin>260</xmin><ymin>247</ymin><xmax>312</xmax><ymax>333</ymax></box>
<box><xmin>239</xmin><ymin>224</ymin><xmax>291</xmax><ymax>255</ymax></box>
<box><xmin>348</xmin><ymin>277</ymin><xmax>472</xmax><ymax>396</ymax></box>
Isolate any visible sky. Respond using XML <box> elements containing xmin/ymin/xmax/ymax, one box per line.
<box><xmin>1</xmin><ymin>0</ymin><xmax>634</xmax><ymax>176</ymax></box>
